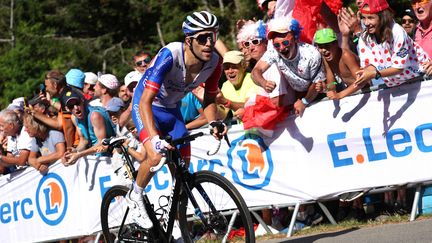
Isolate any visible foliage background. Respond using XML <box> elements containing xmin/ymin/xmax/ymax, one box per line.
<box><xmin>0</xmin><ymin>0</ymin><xmax>412</xmax><ymax>109</ymax></box>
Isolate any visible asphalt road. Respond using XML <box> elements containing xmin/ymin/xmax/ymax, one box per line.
<box><xmin>259</xmin><ymin>218</ymin><xmax>432</xmax><ymax>243</ymax></box>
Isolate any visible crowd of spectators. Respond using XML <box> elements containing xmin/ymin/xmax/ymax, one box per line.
<box><xmin>1</xmin><ymin>0</ymin><xmax>432</xmax><ymax>238</ymax></box>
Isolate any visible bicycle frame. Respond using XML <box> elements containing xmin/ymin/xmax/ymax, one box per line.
<box><xmin>115</xmin><ymin>143</ymin><xmax>194</xmax><ymax>242</ymax></box>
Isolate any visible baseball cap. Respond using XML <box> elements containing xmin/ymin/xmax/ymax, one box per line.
<box><xmin>106</xmin><ymin>97</ymin><xmax>125</xmax><ymax>113</ymax></box>
<box><xmin>124</xmin><ymin>71</ymin><xmax>142</xmax><ymax>88</ymax></box>
<box><xmin>60</xmin><ymin>90</ymin><xmax>82</xmax><ymax>108</ymax></box>
<box><xmin>360</xmin><ymin>0</ymin><xmax>390</xmax><ymax>14</ymax></box>
<box><xmin>28</xmin><ymin>94</ymin><xmax>50</xmax><ymax>107</ymax></box>
<box><xmin>66</xmin><ymin>68</ymin><xmax>85</xmax><ymax>89</ymax></box>
<box><xmin>314</xmin><ymin>28</ymin><xmax>337</xmax><ymax>44</ymax></box>
<box><xmin>84</xmin><ymin>72</ymin><xmax>98</xmax><ymax>85</ymax></box>
<box><xmin>98</xmin><ymin>74</ymin><xmax>120</xmax><ymax>90</ymax></box>
<box><xmin>223</xmin><ymin>51</ymin><xmax>244</xmax><ymax>64</ymax></box>
<box><xmin>267</xmin><ymin>16</ymin><xmax>302</xmax><ymax>40</ymax></box>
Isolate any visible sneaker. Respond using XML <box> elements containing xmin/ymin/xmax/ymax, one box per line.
<box><xmin>126</xmin><ymin>189</ymin><xmax>153</xmax><ymax>229</ymax></box>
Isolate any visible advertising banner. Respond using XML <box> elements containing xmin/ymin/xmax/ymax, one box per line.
<box><xmin>1</xmin><ymin>80</ymin><xmax>432</xmax><ymax>242</ymax></box>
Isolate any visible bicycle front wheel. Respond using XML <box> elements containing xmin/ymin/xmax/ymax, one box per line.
<box><xmin>178</xmin><ymin>170</ymin><xmax>255</xmax><ymax>242</ymax></box>
<box><xmin>100</xmin><ymin>185</ymin><xmax>148</xmax><ymax>243</ymax></box>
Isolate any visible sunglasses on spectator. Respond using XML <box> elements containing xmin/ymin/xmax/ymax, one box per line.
<box><xmin>273</xmin><ymin>40</ymin><xmax>291</xmax><ymax>49</ymax></box>
<box><xmin>191</xmin><ymin>32</ymin><xmax>217</xmax><ymax>45</ymax></box>
<box><xmin>411</xmin><ymin>0</ymin><xmax>430</xmax><ymax>7</ymax></box>
<box><xmin>135</xmin><ymin>57</ymin><xmax>152</xmax><ymax>66</ymax></box>
<box><xmin>273</xmin><ymin>34</ymin><xmax>294</xmax><ymax>49</ymax></box>
<box><xmin>66</xmin><ymin>99</ymin><xmax>81</xmax><ymax>110</ymax></box>
<box><xmin>243</xmin><ymin>39</ymin><xmax>262</xmax><ymax>48</ymax></box>
<box><xmin>402</xmin><ymin>18</ymin><xmax>415</xmax><ymax>24</ymax></box>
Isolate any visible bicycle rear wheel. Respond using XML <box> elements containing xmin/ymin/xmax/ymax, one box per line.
<box><xmin>178</xmin><ymin>170</ymin><xmax>255</xmax><ymax>242</ymax></box>
<box><xmin>100</xmin><ymin>185</ymin><xmax>149</xmax><ymax>243</ymax></box>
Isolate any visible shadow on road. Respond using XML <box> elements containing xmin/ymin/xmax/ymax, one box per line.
<box><xmin>280</xmin><ymin>228</ymin><xmax>360</xmax><ymax>242</ymax></box>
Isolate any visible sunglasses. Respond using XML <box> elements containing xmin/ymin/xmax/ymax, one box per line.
<box><xmin>66</xmin><ymin>99</ymin><xmax>81</xmax><ymax>110</ymax></box>
<box><xmin>273</xmin><ymin>40</ymin><xmax>291</xmax><ymax>49</ymax></box>
<box><xmin>411</xmin><ymin>0</ymin><xmax>430</xmax><ymax>7</ymax></box>
<box><xmin>135</xmin><ymin>57</ymin><xmax>152</xmax><ymax>66</ymax></box>
<box><xmin>402</xmin><ymin>18</ymin><xmax>415</xmax><ymax>24</ymax></box>
<box><xmin>273</xmin><ymin>33</ymin><xmax>295</xmax><ymax>49</ymax></box>
<box><xmin>191</xmin><ymin>32</ymin><xmax>217</xmax><ymax>45</ymax></box>
<box><xmin>243</xmin><ymin>39</ymin><xmax>262</xmax><ymax>48</ymax></box>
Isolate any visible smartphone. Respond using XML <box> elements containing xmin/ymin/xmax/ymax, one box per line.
<box><xmin>39</xmin><ymin>83</ymin><xmax>46</xmax><ymax>95</ymax></box>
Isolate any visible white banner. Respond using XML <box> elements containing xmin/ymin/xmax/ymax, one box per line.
<box><xmin>1</xmin><ymin>80</ymin><xmax>432</xmax><ymax>242</ymax></box>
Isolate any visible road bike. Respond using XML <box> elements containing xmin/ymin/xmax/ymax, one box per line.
<box><xmin>100</xmin><ymin>131</ymin><xmax>255</xmax><ymax>242</ymax></box>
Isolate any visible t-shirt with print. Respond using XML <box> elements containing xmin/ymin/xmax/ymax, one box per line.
<box><xmin>30</xmin><ymin>130</ymin><xmax>65</xmax><ymax>156</ymax></box>
<box><xmin>358</xmin><ymin>22</ymin><xmax>430</xmax><ymax>87</ymax></box>
<box><xmin>221</xmin><ymin>73</ymin><xmax>259</xmax><ymax>106</ymax></box>
<box><xmin>261</xmin><ymin>42</ymin><xmax>326</xmax><ymax>92</ymax></box>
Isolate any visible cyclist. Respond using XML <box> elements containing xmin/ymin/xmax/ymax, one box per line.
<box><xmin>129</xmin><ymin>10</ymin><xmax>227</xmax><ymax>229</ymax></box>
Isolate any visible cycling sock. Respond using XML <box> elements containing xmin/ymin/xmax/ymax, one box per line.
<box><xmin>133</xmin><ymin>182</ymin><xmax>144</xmax><ymax>194</ymax></box>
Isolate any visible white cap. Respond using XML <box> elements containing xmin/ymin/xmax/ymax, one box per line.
<box><xmin>84</xmin><ymin>72</ymin><xmax>98</xmax><ymax>85</ymax></box>
<box><xmin>124</xmin><ymin>71</ymin><xmax>143</xmax><ymax>88</ymax></box>
<box><xmin>98</xmin><ymin>74</ymin><xmax>120</xmax><ymax>90</ymax></box>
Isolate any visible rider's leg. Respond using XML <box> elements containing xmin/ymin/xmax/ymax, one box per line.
<box><xmin>126</xmin><ymin>138</ymin><xmax>163</xmax><ymax>229</ymax></box>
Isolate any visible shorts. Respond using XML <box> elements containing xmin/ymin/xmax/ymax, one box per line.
<box><xmin>132</xmin><ymin>104</ymin><xmax>190</xmax><ymax>159</ymax></box>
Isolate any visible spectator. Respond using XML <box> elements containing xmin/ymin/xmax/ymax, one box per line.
<box><xmin>31</xmin><ymin>70</ymin><xmax>82</xmax><ymax>147</ymax></box>
<box><xmin>133</xmin><ymin>51</ymin><xmax>152</xmax><ymax>74</ymax></box>
<box><xmin>354</xmin><ymin>0</ymin><xmax>430</xmax><ymax>88</ymax></box>
<box><xmin>23</xmin><ymin>113</ymin><xmax>66</xmax><ymax>174</ymax></box>
<box><xmin>400</xmin><ymin>9</ymin><xmax>418</xmax><ymax>37</ymax></box>
<box><xmin>252</xmin><ymin>16</ymin><xmax>326</xmax><ymax>117</ymax></box>
<box><xmin>118</xmin><ymin>84</ymin><xmax>131</xmax><ymax>104</ymax></box>
<box><xmin>62</xmin><ymin>90</ymin><xmax>115</xmax><ymax>166</ymax></box>
<box><xmin>180</xmin><ymin>92</ymin><xmax>207</xmax><ymax>130</ymax></box>
<box><xmin>118</xmin><ymin>71</ymin><xmax>143</xmax><ymax>128</ymax></box>
<box><xmin>257</xmin><ymin>0</ymin><xmax>277</xmax><ymax>20</ymax></box>
<box><xmin>237</xmin><ymin>20</ymin><xmax>294</xmax><ymax>107</ymax></box>
<box><xmin>216</xmin><ymin>51</ymin><xmax>259</xmax><ymax>120</ymax></box>
<box><xmin>0</xmin><ymin>109</ymin><xmax>34</xmax><ymax>173</ymax></box>
<box><xmin>412</xmin><ymin>0</ymin><xmax>432</xmax><ymax>57</ymax></box>
<box><xmin>313</xmin><ymin>28</ymin><xmax>363</xmax><ymax>100</ymax></box>
<box><xmin>83</xmin><ymin>72</ymin><xmax>98</xmax><ymax>100</ymax></box>
<box><xmin>28</xmin><ymin>94</ymin><xmax>52</xmax><ymax>116</ymax></box>
<box><xmin>106</xmin><ymin>97</ymin><xmax>125</xmax><ymax>127</ymax></box>
<box><xmin>89</xmin><ymin>74</ymin><xmax>120</xmax><ymax>108</ymax></box>
<box><xmin>0</xmin><ymin>115</ymin><xmax>8</xmax><ymax>175</ymax></box>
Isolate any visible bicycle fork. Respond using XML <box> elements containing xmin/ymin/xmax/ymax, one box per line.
<box><xmin>183</xmin><ymin>181</ymin><xmax>219</xmax><ymax>230</ymax></box>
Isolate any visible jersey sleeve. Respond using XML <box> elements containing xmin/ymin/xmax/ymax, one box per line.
<box><xmin>204</xmin><ymin>55</ymin><xmax>222</xmax><ymax>97</ymax></box>
<box><xmin>143</xmin><ymin>47</ymin><xmax>174</xmax><ymax>93</ymax></box>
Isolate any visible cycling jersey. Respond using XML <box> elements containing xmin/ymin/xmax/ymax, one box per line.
<box><xmin>132</xmin><ymin>42</ymin><xmax>222</xmax><ymax>143</ymax></box>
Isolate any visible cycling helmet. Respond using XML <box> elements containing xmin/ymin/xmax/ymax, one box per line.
<box><xmin>182</xmin><ymin>11</ymin><xmax>219</xmax><ymax>36</ymax></box>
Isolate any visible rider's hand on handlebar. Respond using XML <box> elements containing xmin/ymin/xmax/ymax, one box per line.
<box><xmin>150</xmin><ymin>136</ymin><xmax>172</xmax><ymax>154</ymax></box>
<box><xmin>209</xmin><ymin>120</ymin><xmax>228</xmax><ymax>140</ymax></box>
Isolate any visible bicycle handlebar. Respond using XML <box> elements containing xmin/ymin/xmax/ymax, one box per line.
<box><xmin>149</xmin><ymin>131</ymin><xmax>230</xmax><ymax>172</ymax></box>
<box><xmin>103</xmin><ymin>131</ymin><xmax>229</xmax><ymax>173</ymax></box>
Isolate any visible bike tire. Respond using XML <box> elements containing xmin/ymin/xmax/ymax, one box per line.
<box><xmin>178</xmin><ymin>170</ymin><xmax>255</xmax><ymax>242</ymax></box>
<box><xmin>100</xmin><ymin>185</ymin><xmax>150</xmax><ymax>243</ymax></box>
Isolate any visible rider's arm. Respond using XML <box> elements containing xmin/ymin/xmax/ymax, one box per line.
<box><xmin>138</xmin><ymin>47</ymin><xmax>174</xmax><ymax>141</ymax></box>
<box><xmin>140</xmin><ymin>90</ymin><xmax>159</xmax><ymax>139</ymax></box>
<box><xmin>203</xmin><ymin>56</ymin><xmax>222</xmax><ymax>122</ymax></box>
